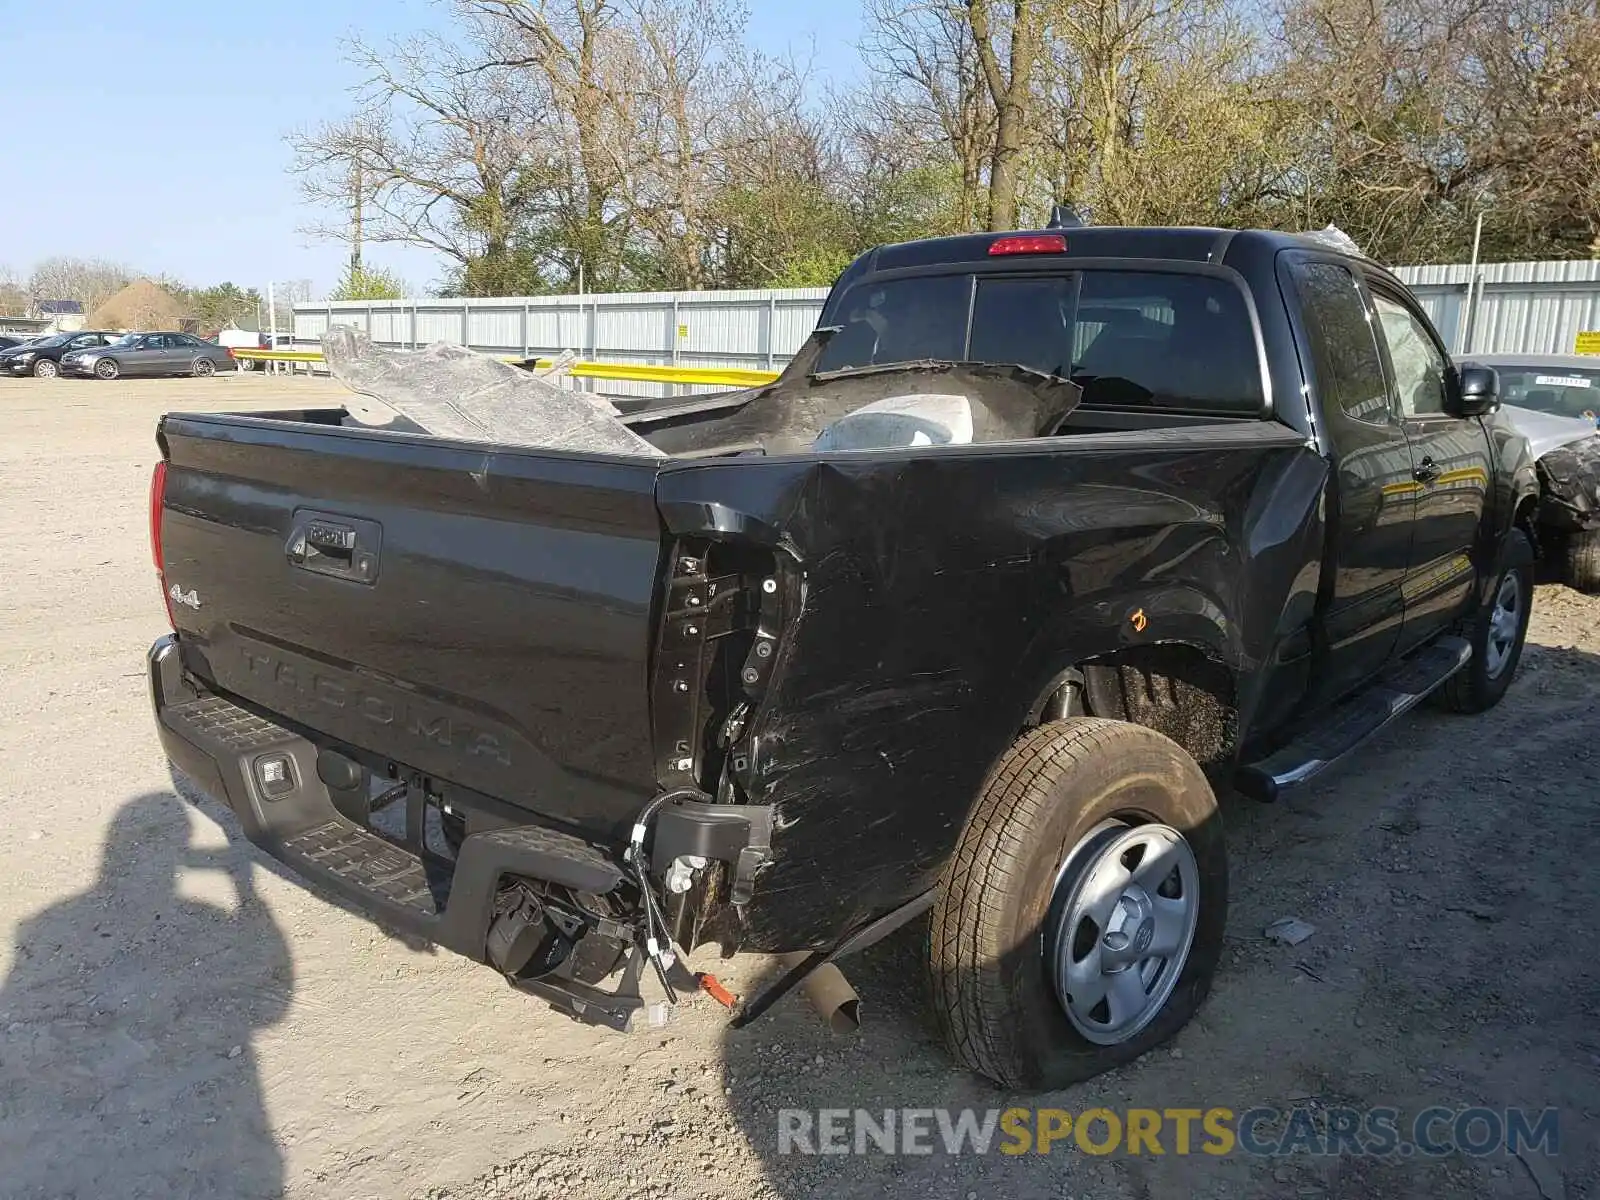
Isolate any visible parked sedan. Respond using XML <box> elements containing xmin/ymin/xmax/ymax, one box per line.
<box><xmin>1459</xmin><ymin>352</ymin><xmax>1600</xmax><ymax>591</ymax></box>
<box><xmin>61</xmin><ymin>332</ymin><xmax>235</xmax><ymax>380</ymax></box>
<box><xmin>0</xmin><ymin>330</ymin><xmax>119</xmax><ymax>378</ymax></box>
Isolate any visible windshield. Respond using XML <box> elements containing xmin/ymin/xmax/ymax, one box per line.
<box><xmin>1494</xmin><ymin>365</ymin><xmax>1600</xmax><ymax>421</ymax></box>
<box><xmin>29</xmin><ymin>333</ymin><xmax>71</xmax><ymax>349</ymax></box>
<box><xmin>814</xmin><ymin>269</ymin><xmax>1264</xmax><ymax>414</ymax></box>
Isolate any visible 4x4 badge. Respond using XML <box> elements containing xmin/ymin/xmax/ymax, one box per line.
<box><xmin>168</xmin><ymin>584</ymin><xmax>201</xmax><ymax>611</ymax></box>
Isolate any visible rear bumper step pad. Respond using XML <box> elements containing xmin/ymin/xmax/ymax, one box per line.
<box><xmin>149</xmin><ymin>634</ymin><xmax>626</xmax><ymax>966</ymax></box>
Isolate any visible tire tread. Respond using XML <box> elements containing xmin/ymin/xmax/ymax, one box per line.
<box><xmin>930</xmin><ymin>718</ymin><xmax>1145</xmax><ymax>1086</ymax></box>
<box><xmin>1567</xmin><ymin>530</ymin><xmax>1600</xmax><ymax>593</ymax></box>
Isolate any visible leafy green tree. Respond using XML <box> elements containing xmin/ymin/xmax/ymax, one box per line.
<box><xmin>330</xmin><ymin>266</ymin><xmax>407</xmax><ymax>301</ymax></box>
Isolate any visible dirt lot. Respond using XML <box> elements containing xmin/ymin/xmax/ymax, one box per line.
<box><xmin>0</xmin><ymin>374</ymin><xmax>1595</xmax><ymax>1200</ymax></box>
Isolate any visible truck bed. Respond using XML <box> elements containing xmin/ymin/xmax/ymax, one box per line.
<box><xmin>154</xmin><ymin>382</ymin><xmax>1315</xmax><ymax>948</ymax></box>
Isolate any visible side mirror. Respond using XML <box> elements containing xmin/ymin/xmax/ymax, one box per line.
<box><xmin>1453</xmin><ymin>364</ymin><xmax>1499</xmax><ymax>416</ymax></box>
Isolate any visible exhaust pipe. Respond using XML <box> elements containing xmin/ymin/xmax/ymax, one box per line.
<box><xmin>779</xmin><ymin>952</ymin><xmax>861</xmax><ymax>1033</ymax></box>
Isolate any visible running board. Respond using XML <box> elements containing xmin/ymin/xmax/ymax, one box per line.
<box><xmin>1236</xmin><ymin>635</ymin><xmax>1472</xmax><ymax>802</ymax></box>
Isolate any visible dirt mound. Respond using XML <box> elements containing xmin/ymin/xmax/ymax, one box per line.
<box><xmin>87</xmin><ymin>279</ymin><xmax>186</xmax><ymax>331</ymax></box>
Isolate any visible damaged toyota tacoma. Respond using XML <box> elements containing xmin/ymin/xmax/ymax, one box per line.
<box><xmin>147</xmin><ymin>227</ymin><xmax>1538</xmax><ymax>1090</ymax></box>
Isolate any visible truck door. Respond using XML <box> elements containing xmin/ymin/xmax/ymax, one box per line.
<box><xmin>1284</xmin><ymin>258</ymin><xmax>1417</xmax><ymax>707</ymax></box>
<box><xmin>1365</xmin><ymin>282</ymin><xmax>1492</xmax><ymax>653</ymax></box>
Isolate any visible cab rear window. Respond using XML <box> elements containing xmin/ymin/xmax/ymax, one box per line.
<box><xmin>815</xmin><ymin>269</ymin><xmax>1263</xmax><ymax>414</ymax></box>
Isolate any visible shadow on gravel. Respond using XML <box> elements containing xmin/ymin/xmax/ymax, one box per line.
<box><xmin>715</xmin><ymin>643</ymin><xmax>1600</xmax><ymax>1200</ymax></box>
<box><xmin>0</xmin><ymin>791</ymin><xmax>290</xmax><ymax>1200</ymax></box>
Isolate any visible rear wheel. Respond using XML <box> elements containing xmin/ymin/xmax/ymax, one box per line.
<box><xmin>192</xmin><ymin>356</ymin><xmax>216</xmax><ymax>377</ymax></box>
<box><xmin>31</xmin><ymin>359</ymin><xmax>58</xmax><ymax>378</ymax></box>
<box><xmin>94</xmin><ymin>358</ymin><xmax>119</xmax><ymax>380</ymax></box>
<box><xmin>929</xmin><ymin>717</ymin><xmax>1226</xmax><ymax>1090</ymax></box>
<box><xmin>1435</xmin><ymin>529</ymin><xmax>1534</xmax><ymax>713</ymax></box>
<box><xmin>1565</xmin><ymin>529</ymin><xmax>1600</xmax><ymax>593</ymax></box>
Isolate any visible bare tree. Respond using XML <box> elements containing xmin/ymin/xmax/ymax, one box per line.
<box><xmin>463</xmin><ymin>0</ymin><xmax>638</xmax><ymax>291</ymax></box>
<box><xmin>608</xmin><ymin>0</ymin><xmax>748</xmax><ymax>288</ymax></box>
<box><xmin>0</xmin><ymin>264</ymin><xmax>26</xmax><ymax>317</ymax></box>
<box><xmin>288</xmin><ymin>25</ymin><xmax>556</xmax><ymax>295</ymax></box>
<box><xmin>283</xmin><ymin>0</ymin><xmax>1600</xmax><ymax>298</ymax></box>
<box><xmin>965</xmin><ymin>0</ymin><xmax>1050</xmax><ymax>230</ymax></box>
<box><xmin>1034</xmin><ymin>0</ymin><xmax>1293</xmax><ymax>227</ymax></box>
<box><xmin>26</xmin><ymin>257</ymin><xmax>134</xmax><ymax>313</ymax></box>
<box><xmin>1473</xmin><ymin>0</ymin><xmax>1600</xmax><ymax>256</ymax></box>
<box><xmin>863</xmin><ymin>0</ymin><xmax>995</xmax><ymax>229</ymax></box>
<box><xmin>1269</xmin><ymin>0</ymin><xmax>1501</xmax><ymax>261</ymax></box>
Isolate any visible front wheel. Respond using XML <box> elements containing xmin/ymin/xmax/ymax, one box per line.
<box><xmin>1565</xmin><ymin>529</ymin><xmax>1600</xmax><ymax>593</ymax></box>
<box><xmin>192</xmin><ymin>356</ymin><xmax>216</xmax><ymax>377</ymax></box>
<box><xmin>929</xmin><ymin>717</ymin><xmax>1226</xmax><ymax>1090</ymax></box>
<box><xmin>93</xmin><ymin>358</ymin><xmax>119</xmax><ymax>380</ymax></box>
<box><xmin>31</xmin><ymin>359</ymin><xmax>58</xmax><ymax>378</ymax></box>
<box><xmin>1435</xmin><ymin>529</ymin><xmax>1534</xmax><ymax>713</ymax></box>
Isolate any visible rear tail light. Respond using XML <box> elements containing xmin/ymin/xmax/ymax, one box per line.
<box><xmin>150</xmin><ymin>461</ymin><xmax>175</xmax><ymax>629</ymax></box>
<box><xmin>149</xmin><ymin>461</ymin><xmax>167</xmax><ymax>570</ymax></box>
<box><xmin>988</xmin><ymin>234</ymin><xmax>1068</xmax><ymax>256</ymax></box>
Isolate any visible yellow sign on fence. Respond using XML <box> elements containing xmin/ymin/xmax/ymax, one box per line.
<box><xmin>1574</xmin><ymin>331</ymin><xmax>1600</xmax><ymax>355</ymax></box>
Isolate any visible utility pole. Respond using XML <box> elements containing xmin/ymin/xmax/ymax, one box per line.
<box><xmin>349</xmin><ymin>156</ymin><xmax>364</xmax><ymax>281</ymax></box>
<box><xmin>1459</xmin><ymin>210</ymin><xmax>1485</xmax><ymax>354</ymax></box>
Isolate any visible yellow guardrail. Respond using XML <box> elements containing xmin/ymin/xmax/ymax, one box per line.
<box><xmin>231</xmin><ymin>348</ymin><xmax>328</xmax><ymax>364</ymax></box>
<box><xmin>229</xmin><ymin>347</ymin><xmax>782</xmax><ymax>389</ymax></box>
<box><xmin>567</xmin><ymin>361</ymin><xmax>781</xmax><ymax>388</ymax></box>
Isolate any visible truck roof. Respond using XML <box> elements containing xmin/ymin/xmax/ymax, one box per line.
<box><xmin>844</xmin><ymin>225</ymin><xmax>1377</xmax><ymax>275</ymax></box>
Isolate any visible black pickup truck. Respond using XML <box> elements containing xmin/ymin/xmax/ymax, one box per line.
<box><xmin>147</xmin><ymin>227</ymin><xmax>1537</xmax><ymax>1090</ymax></box>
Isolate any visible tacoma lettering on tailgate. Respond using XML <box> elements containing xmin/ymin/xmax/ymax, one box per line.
<box><xmin>240</xmin><ymin>649</ymin><xmax>511</xmax><ymax>765</ymax></box>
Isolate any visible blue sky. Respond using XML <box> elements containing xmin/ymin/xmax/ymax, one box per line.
<box><xmin>0</xmin><ymin>0</ymin><xmax>862</xmax><ymax>297</ymax></box>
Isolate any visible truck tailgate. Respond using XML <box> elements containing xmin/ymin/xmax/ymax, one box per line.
<box><xmin>157</xmin><ymin>413</ymin><xmax>665</xmax><ymax>839</ymax></box>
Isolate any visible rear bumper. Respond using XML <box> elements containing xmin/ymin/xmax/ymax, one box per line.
<box><xmin>148</xmin><ymin>634</ymin><xmax>628</xmax><ymax>973</ymax></box>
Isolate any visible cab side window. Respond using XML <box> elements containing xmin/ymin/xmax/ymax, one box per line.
<box><xmin>1289</xmin><ymin>261</ymin><xmax>1392</xmax><ymax>425</ymax></box>
<box><xmin>1372</xmin><ymin>294</ymin><xmax>1449</xmax><ymax>417</ymax></box>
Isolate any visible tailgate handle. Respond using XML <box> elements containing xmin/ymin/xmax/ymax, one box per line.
<box><xmin>287</xmin><ymin>510</ymin><xmax>382</xmax><ymax>585</ymax></box>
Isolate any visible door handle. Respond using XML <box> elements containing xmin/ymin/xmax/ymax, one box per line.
<box><xmin>286</xmin><ymin>510</ymin><xmax>382</xmax><ymax>584</ymax></box>
<box><xmin>1413</xmin><ymin>457</ymin><xmax>1441</xmax><ymax>484</ymax></box>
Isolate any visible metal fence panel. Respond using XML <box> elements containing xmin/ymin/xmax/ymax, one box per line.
<box><xmin>469</xmin><ymin>305</ymin><xmax>524</xmax><ymax>353</ymax></box>
<box><xmin>295</xmin><ymin>288</ymin><xmax>829</xmax><ymax>396</ymax></box>
<box><xmin>294</xmin><ymin>266</ymin><xmax>1600</xmax><ymax>393</ymax></box>
<box><xmin>1394</xmin><ymin>260</ymin><xmax>1600</xmax><ymax>356</ymax></box>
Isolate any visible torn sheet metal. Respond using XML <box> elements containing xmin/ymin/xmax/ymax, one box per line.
<box><xmin>653</xmin><ymin>420</ymin><xmax>1317</xmax><ymax>948</ymax></box>
<box><xmin>1535</xmin><ymin>433</ymin><xmax>1600</xmax><ymax>530</ymax></box>
<box><xmin>322</xmin><ymin>326</ymin><xmax>663</xmax><ymax>458</ymax></box>
<box><xmin>645</xmin><ymin>334</ymin><xmax>1081</xmax><ymax>458</ymax></box>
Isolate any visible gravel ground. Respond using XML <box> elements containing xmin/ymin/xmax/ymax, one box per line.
<box><xmin>0</xmin><ymin>374</ymin><xmax>1595</xmax><ymax>1200</ymax></box>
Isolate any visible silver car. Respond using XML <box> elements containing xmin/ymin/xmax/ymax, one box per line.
<box><xmin>1461</xmin><ymin>352</ymin><xmax>1600</xmax><ymax>591</ymax></box>
<box><xmin>61</xmin><ymin>332</ymin><xmax>235</xmax><ymax>380</ymax></box>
